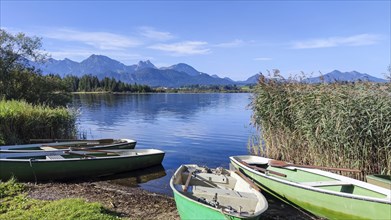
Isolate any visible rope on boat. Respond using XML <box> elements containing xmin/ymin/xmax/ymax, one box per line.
<box><xmin>29</xmin><ymin>158</ymin><xmax>38</xmax><ymax>183</ymax></box>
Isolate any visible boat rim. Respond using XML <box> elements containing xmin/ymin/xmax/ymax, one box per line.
<box><xmin>0</xmin><ymin>149</ymin><xmax>165</xmax><ymax>162</ymax></box>
<box><xmin>230</xmin><ymin>156</ymin><xmax>391</xmax><ymax>204</ymax></box>
<box><xmin>0</xmin><ymin>138</ymin><xmax>137</xmax><ymax>150</ymax></box>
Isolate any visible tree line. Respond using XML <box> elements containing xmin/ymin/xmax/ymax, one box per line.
<box><xmin>62</xmin><ymin>74</ymin><xmax>153</xmax><ymax>93</ymax></box>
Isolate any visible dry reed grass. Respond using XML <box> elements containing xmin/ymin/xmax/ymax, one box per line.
<box><xmin>249</xmin><ymin>73</ymin><xmax>391</xmax><ymax>178</ymax></box>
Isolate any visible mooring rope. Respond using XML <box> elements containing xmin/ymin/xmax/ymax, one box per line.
<box><xmin>29</xmin><ymin>158</ymin><xmax>38</xmax><ymax>183</ymax></box>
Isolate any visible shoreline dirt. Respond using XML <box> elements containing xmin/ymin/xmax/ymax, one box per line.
<box><xmin>26</xmin><ymin>180</ymin><xmax>319</xmax><ymax>220</ymax></box>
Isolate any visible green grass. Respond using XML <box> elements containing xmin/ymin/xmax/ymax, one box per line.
<box><xmin>0</xmin><ymin>99</ymin><xmax>77</xmax><ymax>144</ymax></box>
<box><xmin>0</xmin><ymin>179</ymin><xmax>121</xmax><ymax>220</ymax></box>
<box><xmin>250</xmin><ymin>75</ymin><xmax>391</xmax><ymax>177</ymax></box>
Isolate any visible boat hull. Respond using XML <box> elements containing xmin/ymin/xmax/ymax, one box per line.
<box><xmin>0</xmin><ymin>149</ymin><xmax>164</xmax><ymax>181</ymax></box>
<box><xmin>172</xmin><ymin>189</ymin><xmax>261</xmax><ymax>220</ymax></box>
<box><xmin>230</xmin><ymin>157</ymin><xmax>391</xmax><ymax>220</ymax></box>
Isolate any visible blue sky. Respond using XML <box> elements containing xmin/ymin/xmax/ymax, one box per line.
<box><xmin>1</xmin><ymin>1</ymin><xmax>390</xmax><ymax>80</ymax></box>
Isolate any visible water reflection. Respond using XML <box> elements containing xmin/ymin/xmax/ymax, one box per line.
<box><xmin>72</xmin><ymin>93</ymin><xmax>233</xmax><ymax>127</ymax></box>
<box><xmin>73</xmin><ymin>93</ymin><xmax>255</xmax><ymax>195</ymax></box>
<box><xmin>99</xmin><ymin>165</ymin><xmax>166</xmax><ymax>187</ymax></box>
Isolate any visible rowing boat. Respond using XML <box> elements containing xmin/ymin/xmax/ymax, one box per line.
<box><xmin>0</xmin><ymin>138</ymin><xmax>137</xmax><ymax>151</ymax></box>
<box><xmin>170</xmin><ymin>164</ymin><xmax>268</xmax><ymax>220</ymax></box>
<box><xmin>230</xmin><ymin>155</ymin><xmax>391</xmax><ymax>220</ymax></box>
<box><xmin>0</xmin><ymin>149</ymin><xmax>164</xmax><ymax>181</ymax></box>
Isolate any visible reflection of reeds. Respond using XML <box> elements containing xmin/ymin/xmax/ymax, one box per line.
<box><xmin>250</xmin><ymin>73</ymin><xmax>391</xmax><ymax>178</ymax></box>
<box><xmin>0</xmin><ymin>100</ymin><xmax>77</xmax><ymax>144</ymax></box>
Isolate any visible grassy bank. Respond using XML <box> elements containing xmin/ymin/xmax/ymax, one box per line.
<box><xmin>0</xmin><ymin>100</ymin><xmax>77</xmax><ymax>145</ymax></box>
<box><xmin>250</xmin><ymin>76</ymin><xmax>391</xmax><ymax>177</ymax></box>
<box><xmin>0</xmin><ymin>179</ymin><xmax>120</xmax><ymax>219</ymax></box>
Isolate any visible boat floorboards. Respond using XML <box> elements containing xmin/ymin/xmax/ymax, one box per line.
<box><xmin>46</xmin><ymin>155</ymin><xmax>65</xmax><ymax>160</ymax></box>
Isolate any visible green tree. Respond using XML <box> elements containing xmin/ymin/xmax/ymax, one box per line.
<box><xmin>63</xmin><ymin>75</ymin><xmax>79</xmax><ymax>92</ymax></box>
<box><xmin>0</xmin><ymin>29</ymin><xmax>70</xmax><ymax>106</ymax></box>
<box><xmin>0</xmin><ymin>29</ymin><xmax>46</xmax><ymax>78</ymax></box>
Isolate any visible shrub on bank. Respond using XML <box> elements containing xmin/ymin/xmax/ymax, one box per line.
<box><xmin>251</xmin><ymin>75</ymin><xmax>391</xmax><ymax>176</ymax></box>
<box><xmin>0</xmin><ymin>99</ymin><xmax>77</xmax><ymax>144</ymax></box>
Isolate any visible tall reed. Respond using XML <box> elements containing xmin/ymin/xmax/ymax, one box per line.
<box><xmin>0</xmin><ymin>100</ymin><xmax>77</xmax><ymax>145</ymax></box>
<box><xmin>250</xmin><ymin>75</ymin><xmax>391</xmax><ymax>177</ymax></box>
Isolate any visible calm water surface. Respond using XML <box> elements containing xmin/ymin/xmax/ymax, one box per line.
<box><xmin>72</xmin><ymin>93</ymin><xmax>256</xmax><ymax>195</ymax></box>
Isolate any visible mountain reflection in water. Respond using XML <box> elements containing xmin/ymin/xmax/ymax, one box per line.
<box><xmin>72</xmin><ymin>93</ymin><xmax>255</xmax><ymax>195</ymax></box>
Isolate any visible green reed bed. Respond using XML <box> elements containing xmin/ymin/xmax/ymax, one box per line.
<box><xmin>250</xmin><ymin>76</ymin><xmax>391</xmax><ymax>177</ymax></box>
<box><xmin>0</xmin><ymin>99</ymin><xmax>77</xmax><ymax>145</ymax></box>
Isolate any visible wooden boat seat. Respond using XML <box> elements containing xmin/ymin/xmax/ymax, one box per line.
<box><xmin>195</xmin><ymin>173</ymin><xmax>229</xmax><ymax>184</ymax></box>
<box><xmin>40</xmin><ymin>146</ymin><xmax>58</xmax><ymax>151</ymax></box>
<box><xmin>302</xmin><ymin>180</ymin><xmax>353</xmax><ymax>187</ymax></box>
<box><xmin>193</xmin><ymin>185</ymin><xmax>257</xmax><ymax>199</ymax></box>
<box><xmin>191</xmin><ymin>185</ymin><xmax>258</xmax><ymax>212</ymax></box>
<box><xmin>40</xmin><ymin>146</ymin><xmax>66</xmax><ymax>159</ymax></box>
<box><xmin>46</xmin><ymin>155</ymin><xmax>65</xmax><ymax>160</ymax></box>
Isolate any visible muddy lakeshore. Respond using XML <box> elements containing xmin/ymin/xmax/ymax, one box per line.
<box><xmin>26</xmin><ymin>180</ymin><xmax>319</xmax><ymax>220</ymax></box>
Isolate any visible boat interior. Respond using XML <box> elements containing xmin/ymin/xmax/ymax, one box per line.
<box><xmin>172</xmin><ymin>165</ymin><xmax>266</xmax><ymax>217</ymax></box>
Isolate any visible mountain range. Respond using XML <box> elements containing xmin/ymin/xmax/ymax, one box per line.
<box><xmin>30</xmin><ymin>55</ymin><xmax>387</xmax><ymax>87</ymax></box>
<box><xmin>32</xmin><ymin>55</ymin><xmax>252</xmax><ymax>87</ymax></box>
<box><xmin>303</xmin><ymin>70</ymin><xmax>387</xmax><ymax>83</ymax></box>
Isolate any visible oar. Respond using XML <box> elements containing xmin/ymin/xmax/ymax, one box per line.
<box><xmin>30</xmin><ymin>138</ymin><xmax>114</xmax><ymax>144</ymax></box>
<box><xmin>183</xmin><ymin>171</ymin><xmax>194</xmax><ymax>192</ymax></box>
<box><xmin>234</xmin><ymin>169</ymin><xmax>261</xmax><ymax>191</ymax></box>
<box><xmin>72</xmin><ymin>148</ymin><xmax>121</xmax><ymax>156</ymax></box>
<box><xmin>269</xmin><ymin>160</ymin><xmax>362</xmax><ymax>173</ymax></box>
<box><xmin>238</xmin><ymin>159</ymin><xmax>287</xmax><ymax>177</ymax></box>
<box><xmin>64</xmin><ymin>150</ymin><xmax>96</xmax><ymax>159</ymax></box>
<box><xmin>40</xmin><ymin>144</ymin><xmax>86</xmax><ymax>150</ymax></box>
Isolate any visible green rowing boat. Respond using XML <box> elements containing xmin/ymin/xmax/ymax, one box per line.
<box><xmin>0</xmin><ymin>149</ymin><xmax>164</xmax><ymax>181</ymax></box>
<box><xmin>170</xmin><ymin>164</ymin><xmax>268</xmax><ymax>220</ymax></box>
<box><xmin>0</xmin><ymin>138</ymin><xmax>137</xmax><ymax>151</ymax></box>
<box><xmin>230</xmin><ymin>155</ymin><xmax>391</xmax><ymax>220</ymax></box>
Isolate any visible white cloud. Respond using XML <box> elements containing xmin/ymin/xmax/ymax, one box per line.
<box><xmin>139</xmin><ymin>26</ymin><xmax>175</xmax><ymax>41</ymax></box>
<box><xmin>47</xmin><ymin>50</ymin><xmax>93</xmax><ymax>59</ymax></box>
<box><xmin>214</xmin><ymin>39</ymin><xmax>245</xmax><ymax>48</ymax></box>
<box><xmin>292</xmin><ymin>34</ymin><xmax>381</xmax><ymax>49</ymax></box>
<box><xmin>43</xmin><ymin>28</ymin><xmax>141</xmax><ymax>50</ymax></box>
<box><xmin>149</xmin><ymin>41</ymin><xmax>210</xmax><ymax>56</ymax></box>
<box><xmin>254</xmin><ymin>57</ymin><xmax>272</xmax><ymax>61</ymax></box>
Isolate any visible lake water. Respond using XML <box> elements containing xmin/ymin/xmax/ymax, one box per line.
<box><xmin>72</xmin><ymin>93</ymin><xmax>257</xmax><ymax>195</ymax></box>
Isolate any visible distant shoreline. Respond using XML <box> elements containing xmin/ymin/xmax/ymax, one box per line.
<box><xmin>71</xmin><ymin>90</ymin><xmax>253</xmax><ymax>95</ymax></box>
